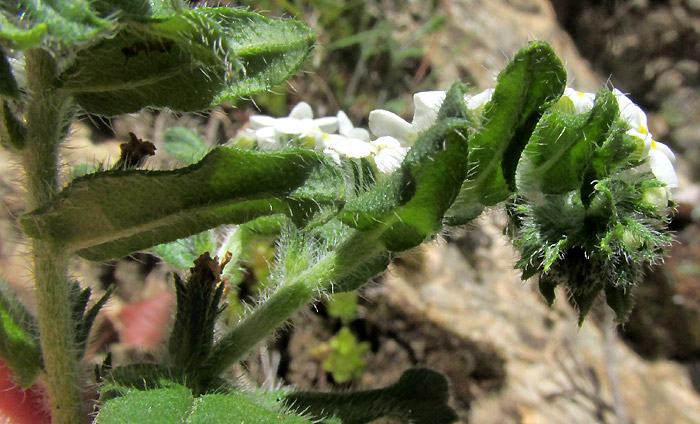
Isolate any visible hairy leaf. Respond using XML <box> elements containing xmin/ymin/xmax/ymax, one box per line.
<box><xmin>283</xmin><ymin>368</ymin><xmax>457</xmax><ymax>424</ymax></box>
<box><xmin>60</xmin><ymin>7</ymin><xmax>315</xmax><ymax>115</ymax></box>
<box><xmin>446</xmin><ymin>41</ymin><xmax>566</xmax><ymax>224</ymax></box>
<box><xmin>341</xmin><ymin>84</ymin><xmax>472</xmax><ymax>252</ymax></box>
<box><xmin>20</xmin><ymin>148</ymin><xmax>344</xmax><ymax>261</ymax></box>
<box><xmin>0</xmin><ymin>284</ymin><xmax>42</xmax><ymax>388</ymax></box>
<box><xmin>97</xmin><ymin>384</ymin><xmax>194</xmax><ymax>424</ymax></box>
<box><xmin>91</xmin><ymin>0</ymin><xmax>174</xmax><ymax>19</ymax></box>
<box><xmin>1</xmin><ymin>101</ymin><xmax>27</xmax><ymax>149</ymax></box>
<box><xmin>1</xmin><ymin>0</ymin><xmax>112</xmax><ymax>49</ymax></box>
<box><xmin>187</xmin><ymin>392</ymin><xmax>311</xmax><ymax>424</ymax></box>
<box><xmin>168</xmin><ymin>255</ymin><xmax>227</xmax><ymax>393</ymax></box>
<box><xmin>516</xmin><ymin>90</ymin><xmax>620</xmax><ymax>195</ymax></box>
<box><xmin>97</xmin><ymin>382</ymin><xmax>312</xmax><ymax>424</ymax></box>
<box><xmin>162</xmin><ymin>127</ymin><xmax>209</xmax><ymax>165</ymax></box>
<box><xmin>76</xmin><ymin>286</ymin><xmax>113</xmax><ymax>355</ymax></box>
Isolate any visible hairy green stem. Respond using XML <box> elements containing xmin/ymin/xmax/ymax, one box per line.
<box><xmin>21</xmin><ymin>49</ymin><xmax>84</xmax><ymax>424</ymax></box>
<box><xmin>206</xmin><ymin>231</ymin><xmax>383</xmax><ymax>378</ymax></box>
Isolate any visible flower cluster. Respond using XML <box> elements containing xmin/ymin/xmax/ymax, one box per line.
<box><xmin>234</xmin><ymin>88</ymin><xmax>677</xmax><ymax>194</ymax></box>
<box><xmin>233</xmin><ymin>89</ymin><xmax>494</xmax><ymax>174</ymax></box>
<box><xmin>556</xmin><ymin>88</ymin><xmax>678</xmax><ymax>189</ymax></box>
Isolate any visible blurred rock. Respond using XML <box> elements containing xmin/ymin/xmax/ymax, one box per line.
<box><xmin>427</xmin><ymin>0</ymin><xmax>602</xmax><ymax>91</ymax></box>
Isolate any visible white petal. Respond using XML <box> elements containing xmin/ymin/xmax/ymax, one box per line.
<box><xmin>337</xmin><ymin>110</ymin><xmax>354</xmax><ymax>135</ymax></box>
<box><xmin>412</xmin><ymin>91</ymin><xmax>446</xmax><ymax>132</ymax></box>
<box><xmin>254</xmin><ymin>126</ymin><xmax>277</xmax><ymax>141</ymax></box>
<box><xmin>273</xmin><ymin>117</ymin><xmax>305</xmax><ymax>135</ymax></box>
<box><xmin>369</xmin><ymin>109</ymin><xmax>416</xmax><ymax>146</ymax></box>
<box><xmin>626</xmin><ymin>128</ymin><xmax>653</xmax><ymax>158</ymax></box>
<box><xmin>649</xmin><ymin>149</ymin><xmax>679</xmax><ymax>188</ymax></box>
<box><xmin>326</xmin><ymin>134</ymin><xmax>373</xmax><ymax>158</ymax></box>
<box><xmin>465</xmin><ymin>88</ymin><xmax>494</xmax><ymax>110</ymax></box>
<box><xmin>315</xmin><ymin>133</ymin><xmax>332</xmax><ymax>151</ymax></box>
<box><xmin>322</xmin><ymin>147</ymin><xmax>342</xmax><ymax>165</ymax></box>
<box><xmin>248</xmin><ymin>115</ymin><xmax>277</xmax><ymax>130</ymax></box>
<box><xmin>374</xmin><ymin>147</ymin><xmax>408</xmax><ymax>174</ymax></box>
<box><xmin>370</xmin><ymin>136</ymin><xmax>402</xmax><ymax>151</ymax></box>
<box><xmin>313</xmin><ymin>116</ymin><xmax>339</xmax><ymax>133</ymax></box>
<box><xmin>651</xmin><ymin>140</ymin><xmax>676</xmax><ymax>163</ymax></box>
<box><xmin>613</xmin><ymin>88</ymin><xmax>648</xmax><ymax>132</ymax></box>
<box><xmin>256</xmin><ymin>129</ymin><xmax>282</xmax><ymax>151</ymax></box>
<box><xmin>562</xmin><ymin>88</ymin><xmax>595</xmax><ymax>114</ymax></box>
<box><xmin>345</xmin><ymin>127</ymin><xmax>370</xmax><ymax>142</ymax></box>
<box><xmin>289</xmin><ymin>102</ymin><xmax>313</xmax><ymax>120</ymax></box>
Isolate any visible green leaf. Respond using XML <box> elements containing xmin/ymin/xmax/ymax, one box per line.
<box><xmin>2</xmin><ymin>0</ymin><xmax>112</xmax><ymax>49</ymax></box>
<box><xmin>0</xmin><ymin>284</ymin><xmax>43</xmax><ymax>388</ymax></box>
<box><xmin>0</xmin><ymin>50</ymin><xmax>19</xmax><ymax>99</ymax></box>
<box><xmin>76</xmin><ymin>286</ymin><xmax>113</xmax><ymax>355</ymax></box>
<box><xmin>91</xmin><ymin>0</ymin><xmax>173</xmax><ymax>19</ymax></box>
<box><xmin>516</xmin><ymin>90</ymin><xmax>621</xmax><ymax>195</ymax></box>
<box><xmin>283</xmin><ymin>368</ymin><xmax>458</xmax><ymax>424</ymax></box>
<box><xmin>538</xmin><ymin>275</ymin><xmax>557</xmax><ymax>307</ymax></box>
<box><xmin>1</xmin><ymin>101</ymin><xmax>27</xmax><ymax>149</ymax></box>
<box><xmin>98</xmin><ymin>382</ymin><xmax>312</xmax><ymax>424</ymax></box>
<box><xmin>60</xmin><ymin>7</ymin><xmax>315</xmax><ymax>115</ymax></box>
<box><xmin>100</xmin><ymin>363</ymin><xmax>185</xmax><ymax>399</ymax></box>
<box><xmin>446</xmin><ymin>41</ymin><xmax>566</xmax><ymax>224</ymax></box>
<box><xmin>162</xmin><ymin>127</ymin><xmax>209</xmax><ymax>164</ymax></box>
<box><xmin>168</xmin><ymin>256</ymin><xmax>226</xmax><ymax>392</ymax></box>
<box><xmin>150</xmin><ymin>216</ymin><xmax>286</xmax><ymax>275</ymax></box>
<box><xmin>340</xmin><ymin>83</ymin><xmax>472</xmax><ymax>252</ymax></box>
<box><xmin>571</xmin><ymin>287</ymin><xmax>599</xmax><ymax>327</ymax></box>
<box><xmin>97</xmin><ymin>384</ymin><xmax>194</xmax><ymax>424</ymax></box>
<box><xmin>20</xmin><ymin>147</ymin><xmax>344</xmax><ymax>261</ymax></box>
<box><xmin>321</xmin><ymin>327</ymin><xmax>369</xmax><ymax>383</ymax></box>
<box><xmin>187</xmin><ymin>392</ymin><xmax>311</xmax><ymax>424</ymax></box>
<box><xmin>204</xmin><ymin>7</ymin><xmax>316</xmax><ymax>104</ymax></box>
<box><xmin>151</xmin><ymin>230</ymin><xmax>221</xmax><ymax>270</ymax></box>
<box><xmin>0</xmin><ymin>15</ymin><xmax>47</xmax><ymax>50</ymax></box>
<box><xmin>604</xmin><ymin>283</ymin><xmax>634</xmax><ymax>324</ymax></box>
<box><xmin>326</xmin><ymin>292</ymin><xmax>358</xmax><ymax>324</ymax></box>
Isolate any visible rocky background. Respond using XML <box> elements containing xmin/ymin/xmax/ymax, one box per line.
<box><xmin>2</xmin><ymin>0</ymin><xmax>700</xmax><ymax>423</ymax></box>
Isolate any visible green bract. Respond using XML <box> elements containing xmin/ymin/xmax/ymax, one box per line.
<box><xmin>59</xmin><ymin>7</ymin><xmax>315</xmax><ymax>115</ymax></box>
<box><xmin>20</xmin><ymin>148</ymin><xmax>344</xmax><ymax>261</ymax></box>
<box><xmin>511</xmin><ymin>89</ymin><xmax>672</xmax><ymax>323</ymax></box>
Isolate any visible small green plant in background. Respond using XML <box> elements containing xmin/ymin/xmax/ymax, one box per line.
<box><xmin>0</xmin><ymin>1</ymin><xmax>678</xmax><ymax>424</ymax></box>
<box><xmin>314</xmin><ymin>327</ymin><xmax>370</xmax><ymax>384</ymax></box>
<box><xmin>313</xmin><ymin>292</ymin><xmax>370</xmax><ymax>384</ymax></box>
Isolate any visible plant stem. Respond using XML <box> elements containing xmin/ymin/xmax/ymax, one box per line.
<box><xmin>206</xmin><ymin>231</ymin><xmax>383</xmax><ymax>379</ymax></box>
<box><xmin>21</xmin><ymin>49</ymin><xmax>84</xmax><ymax>424</ymax></box>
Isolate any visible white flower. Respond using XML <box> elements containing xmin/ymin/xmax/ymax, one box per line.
<box><xmin>236</xmin><ymin>102</ymin><xmax>339</xmax><ymax>150</ymax></box>
<box><xmin>323</xmin><ymin>134</ymin><xmax>408</xmax><ymax>175</ymax></box>
<box><xmin>412</xmin><ymin>91</ymin><xmax>447</xmax><ymax>132</ymax></box>
<box><xmin>368</xmin><ymin>109</ymin><xmax>417</xmax><ymax>148</ymax></box>
<box><xmin>367</xmin><ymin>88</ymin><xmax>495</xmax><ymax>148</ymax></box>
<box><xmin>464</xmin><ymin>88</ymin><xmax>494</xmax><ymax>112</ymax></box>
<box><xmin>370</xmin><ymin>136</ymin><xmax>409</xmax><ymax>174</ymax></box>
<box><xmin>555</xmin><ymin>88</ymin><xmax>596</xmax><ymax>114</ymax></box>
<box><xmin>613</xmin><ymin>89</ymin><xmax>678</xmax><ymax>188</ymax></box>
<box><xmin>368</xmin><ymin>91</ymin><xmax>446</xmax><ymax>148</ymax></box>
<box><xmin>336</xmin><ymin>110</ymin><xmax>370</xmax><ymax>144</ymax></box>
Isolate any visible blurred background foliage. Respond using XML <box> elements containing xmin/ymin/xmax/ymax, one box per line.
<box><xmin>212</xmin><ymin>0</ymin><xmax>445</xmax><ymax>123</ymax></box>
